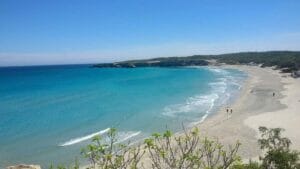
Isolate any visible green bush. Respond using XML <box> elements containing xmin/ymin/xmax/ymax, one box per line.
<box><xmin>231</xmin><ymin>161</ymin><xmax>262</xmax><ymax>169</ymax></box>
<box><xmin>80</xmin><ymin>128</ymin><xmax>145</xmax><ymax>169</ymax></box>
<box><xmin>144</xmin><ymin>128</ymin><xmax>241</xmax><ymax>169</ymax></box>
<box><xmin>50</xmin><ymin>126</ymin><xmax>300</xmax><ymax>169</ymax></box>
<box><xmin>258</xmin><ymin>127</ymin><xmax>300</xmax><ymax>169</ymax></box>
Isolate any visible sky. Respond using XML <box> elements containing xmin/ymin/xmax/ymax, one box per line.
<box><xmin>0</xmin><ymin>0</ymin><xmax>300</xmax><ymax>66</ymax></box>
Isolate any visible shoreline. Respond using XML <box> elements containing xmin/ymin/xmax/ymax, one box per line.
<box><xmin>130</xmin><ymin>64</ymin><xmax>297</xmax><ymax>169</ymax></box>
<box><xmin>78</xmin><ymin>65</ymin><xmax>300</xmax><ymax>169</ymax></box>
<box><xmin>195</xmin><ymin>64</ymin><xmax>300</xmax><ymax>159</ymax></box>
<box><xmin>8</xmin><ymin>65</ymin><xmax>298</xmax><ymax>168</ymax></box>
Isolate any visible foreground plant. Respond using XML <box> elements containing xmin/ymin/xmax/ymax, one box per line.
<box><xmin>258</xmin><ymin>127</ymin><xmax>300</xmax><ymax>169</ymax></box>
<box><xmin>49</xmin><ymin>158</ymin><xmax>80</xmax><ymax>169</ymax></box>
<box><xmin>81</xmin><ymin>128</ymin><xmax>145</xmax><ymax>169</ymax></box>
<box><xmin>50</xmin><ymin>126</ymin><xmax>300</xmax><ymax>169</ymax></box>
<box><xmin>144</xmin><ymin>128</ymin><xmax>241</xmax><ymax>169</ymax></box>
<box><xmin>232</xmin><ymin>127</ymin><xmax>300</xmax><ymax>169</ymax></box>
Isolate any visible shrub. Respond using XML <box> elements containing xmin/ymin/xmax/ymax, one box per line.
<box><xmin>231</xmin><ymin>160</ymin><xmax>262</xmax><ymax>169</ymax></box>
<box><xmin>144</xmin><ymin>128</ymin><xmax>241</xmax><ymax>169</ymax></box>
<box><xmin>258</xmin><ymin>127</ymin><xmax>300</xmax><ymax>169</ymax></box>
<box><xmin>80</xmin><ymin>128</ymin><xmax>145</xmax><ymax>169</ymax></box>
<box><xmin>50</xmin><ymin>126</ymin><xmax>300</xmax><ymax>169</ymax></box>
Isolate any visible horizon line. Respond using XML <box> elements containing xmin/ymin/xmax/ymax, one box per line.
<box><xmin>1</xmin><ymin>50</ymin><xmax>299</xmax><ymax>68</ymax></box>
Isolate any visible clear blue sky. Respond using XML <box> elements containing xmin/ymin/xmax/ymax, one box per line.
<box><xmin>1</xmin><ymin>0</ymin><xmax>300</xmax><ymax>66</ymax></box>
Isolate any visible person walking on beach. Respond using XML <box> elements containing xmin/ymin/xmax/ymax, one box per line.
<box><xmin>230</xmin><ymin>109</ymin><xmax>233</xmax><ymax>114</ymax></box>
<box><xmin>273</xmin><ymin>92</ymin><xmax>275</xmax><ymax>97</ymax></box>
<box><xmin>226</xmin><ymin>108</ymin><xmax>229</xmax><ymax>119</ymax></box>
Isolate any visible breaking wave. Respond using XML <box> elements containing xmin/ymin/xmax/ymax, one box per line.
<box><xmin>59</xmin><ymin>129</ymin><xmax>141</xmax><ymax>147</ymax></box>
<box><xmin>163</xmin><ymin>67</ymin><xmax>244</xmax><ymax>126</ymax></box>
<box><xmin>116</xmin><ymin>131</ymin><xmax>141</xmax><ymax>143</ymax></box>
<box><xmin>162</xmin><ymin>93</ymin><xmax>219</xmax><ymax>117</ymax></box>
<box><xmin>59</xmin><ymin>128</ymin><xmax>110</xmax><ymax>146</ymax></box>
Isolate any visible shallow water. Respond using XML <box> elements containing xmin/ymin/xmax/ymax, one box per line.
<box><xmin>0</xmin><ymin>65</ymin><xmax>246</xmax><ymax>167</ymax></box>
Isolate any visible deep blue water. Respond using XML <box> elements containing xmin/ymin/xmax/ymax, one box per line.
<box><xmin>0</xmin><ymin>65</ymin><xmax>246</xmax><ymax>167</ymax></box>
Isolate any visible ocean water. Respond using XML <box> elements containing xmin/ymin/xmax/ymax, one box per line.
<box><xmin>0</xmin><ymin>65</ymin><xmax>246</xmax><ymax>167</ymax></box>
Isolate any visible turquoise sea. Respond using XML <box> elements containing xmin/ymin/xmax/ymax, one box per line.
<box><xmin>0</xmin><ymin>65</ymin><xmax>246</xmax><ymax>168</ymax></box>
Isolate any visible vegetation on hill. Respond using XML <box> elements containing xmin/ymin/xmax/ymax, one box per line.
<box><xmin>93</xmin><ymin>51</ymin><xmax>300</xmax><ymax>74</ymax></box>
<box><xmin>93</xmin><ymin>58</ymin><xmax>209</xmax><ymax>68</ymax></box>
<box><xmin>50</xmin><ymin>126</ymin><xmax>300</xmax><ymax>169</ymax></box>
<box><xmin>207</xmin><ymin>51</ymin><xmax>300</xmax><ymax>72</ymax></box>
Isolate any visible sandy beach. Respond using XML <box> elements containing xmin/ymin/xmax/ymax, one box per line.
<box><xmin>138</xmin><ymin>65</ymin><xmax>300</xmax><ymax>168</ymax></box>
<box><xmin>79</xmin><ymin>65</ymin><xmax>300</xmax><ymax>168</ymax></box>
<box><xmin>196</xmin><ymin>65</ymin><xmax>300</xmax><ymax>159</ymax></box>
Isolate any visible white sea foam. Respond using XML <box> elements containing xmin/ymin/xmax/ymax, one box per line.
<box><xmin>209</xmin><ymin>80</ymin><xmax>227</xmax><ymax>93</ymax></box>
<box><xmin>162</xmin><ymin>76</ymin><xmax>229</xmax><ymax>117</ymax></box>
<box><xmin>230</xmin><ymin>81</ymin><xmax>242</xmax><ymax>90</ymax></box>
<box><xmin>189</xmin><ymin>92</ymin><xmax>217</xmax><ymax>127</ymax></box>
<box><xmin>188</xmin><ymin>68</ymin><xmax>246</xmax><ymax>126</ymax></box>
<box><xmin>162</xmin><ymin>93</ymin><xmax>219</xmax><ymax>117</ymax></box>
<box><xmin>116</xmin><ymin>131</ymin><xmax>141</xmax><ymax>143</ymax></box>
<box><xmin>208</xmin><ymin>68</ymin><xmax>229</xmax><ymax>75</ymax></box>
<box><xmin>164</xmin><ymin>69</ymin><xmax>237</xmax><ymax>126</ymax></box>
<box><xmin>59</xmin><ymin>128</ymin><xmax>110</xmax><ymax>146</ymax></box>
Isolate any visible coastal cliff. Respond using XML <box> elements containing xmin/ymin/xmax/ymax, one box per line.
<box><xmin>93</xmin><ymin>58</ymin><xmax>209</xmax><ymax>68</ymax></box>
<box><xmin>93</xmin><ymin>51</ymin><xmax>300</xmax><ymax>77</ymax></box>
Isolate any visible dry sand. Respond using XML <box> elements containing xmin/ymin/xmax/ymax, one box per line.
<box><xmin>196</xmin><ymin>65</ymin><xmax>300</xmax><ymax>159</ymax></box>
<box><xmin>244</xmin><ymin>67</ymin><xmax>300</xmax><ymax>151</ymax></box>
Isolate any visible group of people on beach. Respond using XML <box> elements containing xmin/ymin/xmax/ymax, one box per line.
<box><xmin>226</xmin><ymin>108</ymin><xmax>233</xmax><ymax>114</ymax></box>
<box><xmin>226</xmin><ymin>107</ymin><xmax>233</xmax><ymax>119</ymax></box>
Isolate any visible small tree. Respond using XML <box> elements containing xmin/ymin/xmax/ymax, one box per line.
<box><xmin>144</xmin><ymin>127</ymin><xmax>241</xmax><ymax>169</ymax></box>
<box><xmin>81</xmin><ymin>128</ymin><xmax>145</xmax><ymax>169</ymax></box>
<box><xmin>258</xmin><ymin>126</ymin><xmax>300</xmax><ymax>169</ymax></box>
<box><xmin>231</xmin><ymin>160</ymin><xmax>262</xmax><ymax>169</ymax></box>
<box><xmin>49</xmin><ymin>158</ymin><xmax>79</xmax><ymax>169</ymax></box>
